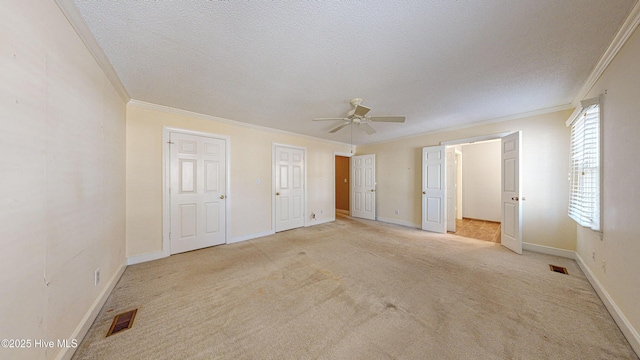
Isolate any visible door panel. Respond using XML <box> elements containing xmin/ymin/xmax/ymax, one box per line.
<box><xmin>351</xmin><ymin>154</ymin><xmax>376</xmax><ymax>220</ymax></box>
<box><xmin>275</xmin><ymin>146</ymin><xmax>305</xmax><ymax>232</ymax></box>
<box><xmin>171</xmin><ymin>133</ymin><xmax>226</xmax><ymax>254</ymax></box>
<box><xmin>422</xmin><ymin>146</ymin><xmax>446</xmax><ymax>233</ymax></box>
<box><xmin>426</xmin><ymin>198</ymin><xmax>441</xmax><ymax>222</ymax></box>
<box><xmin>205</xmin><ymin>161</ymin><xmax>219</xmax><ymax>192</ymax></box>
<box><xmin>180</xmin><ymin>204</ymin><xmax>196</xmax><ymax>238</ymax></box>
<box><xmin>205</xmin><ymin>202</ymin><xmax>220</xmax><ymax>233</ymax></box>
<box><xmin>180</xmin><ymin>159</ymin><xmax>196</xmax><ymax>193</ymax></box>
<box><xmin>501</xmin><ymin>132</ymin><xmax>522</xmax><ymax>254</ymax></box>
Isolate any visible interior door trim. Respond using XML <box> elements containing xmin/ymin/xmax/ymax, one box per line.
<box><xmin>162</xmin><ymin>127</ymin><xmax>231</xmax><ymax>257</ymax></box>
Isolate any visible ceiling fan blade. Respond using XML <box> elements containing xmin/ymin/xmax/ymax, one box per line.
<box><xmin>329</xmin><ymin>123</ymin><xmax>350</xmax><ymax>133</ymax></box>
<box><xmin>353</xmin><ymin>104</ymin><xmax>371</xmax><ymax>117</ymax></box>
<box><xmin>369</xmin><ymin>116</ymin><xmax>406</xmax><ymax>123</ymax></box>
<box><xmin>359</xmin><ymin>122</ymin><xmax>377</xmax><ymax>135</ymax></box>
<box><xmin>314</xmin><ymin>117</ymin><xmax>346</xmax><ymax>121</ymax></box>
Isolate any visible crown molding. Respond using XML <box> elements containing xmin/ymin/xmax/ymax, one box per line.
<box><xmin>573</xmin><ymin>1</ymin><xmax>640</xmax><ymax>104</ymax></box>
<box><xmin>55</xmin><ymin>0</ymin><xmax>130</xmax><ymax>103</ymax></box>
<box><xmin>361</xmin><ymin>103</ymin><xmax>574</xmax><ymax>147</ymax></box>
<box><xmin>128</xmin><ymin>100</ymin><xmax>353</xmax><ymax>148</ymax></box>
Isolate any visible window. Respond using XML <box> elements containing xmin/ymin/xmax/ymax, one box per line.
<box><xmin>568</xmin><ymin>97</ymin><xmax>601</xmax><ymax>231</ymax></box>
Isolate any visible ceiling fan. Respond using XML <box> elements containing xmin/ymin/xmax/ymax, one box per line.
<box><xmin>314</xmin><ymin>98</ymin><xmax>405</xmax><ymax>135</ymax></box>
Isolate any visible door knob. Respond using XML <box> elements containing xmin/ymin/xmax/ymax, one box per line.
<box><xmin>220</xmin><ymin>195</ymin><xmax>225</xmax><ymax>199</ymax></box>
<box><xmin>511</xmin><ymin>196</ymin><xmax>519</xmax><ymax>201</ymax></box>
<box><xmin>422</xmin><ymin>191</ymin><xmax>426</xmax><ymax>194</ymax></box>
<box><xmin>276</xmin><ymin>192</ymin><xmax>280</xmax><ymax>195</ymax></box>
<box><xmin>370</xmin><ymin>189</ymin><xmax>375</xmax><ymax>192</ymax></box>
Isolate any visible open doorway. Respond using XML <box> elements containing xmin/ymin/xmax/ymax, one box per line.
<box><xmin>422</xmin><ymin>131</ymin><xmax>522</xmax><ymax>254</ymax></box>
<box><xmin>447</xmin><ymin>140</ymin><xmax>501</xmax><ymax>243</ymax></box>
<box><xmin>335</xmin><ymin>155</ymin><xmax>350</xmax><ymax>215</ymax></box>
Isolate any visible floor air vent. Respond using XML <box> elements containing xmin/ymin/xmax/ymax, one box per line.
<box><xmin>549</xmin><ymin>265</ymin><xmax>568</xmax><ymax>275</ymax></box>
<box><xmin>106</xmin><ymin>309</ymin><xmax>137</xmax><ymax>337</ymax></box>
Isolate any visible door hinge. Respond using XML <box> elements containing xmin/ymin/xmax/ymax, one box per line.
<box><xmin>167</xmin><ymin>141</ymin><xmax>174</xmax><ymax>144</ymax></box>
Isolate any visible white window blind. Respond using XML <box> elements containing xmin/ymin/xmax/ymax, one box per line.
<box><xmin>568</xmin><ymin>100</ymin><xmax>600</xmax><ymax>231</ymax></box>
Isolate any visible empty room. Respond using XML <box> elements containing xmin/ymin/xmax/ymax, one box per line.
<box><xmin>2</xmin><ymin>1</ymin><xmax>640</xmax><ymax>359</ymax></box>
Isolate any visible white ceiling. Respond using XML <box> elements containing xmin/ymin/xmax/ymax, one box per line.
<box><xmin>71</xmin><ymin>0</ymin><xmax>636</xmax><ymax>145</ymax></box>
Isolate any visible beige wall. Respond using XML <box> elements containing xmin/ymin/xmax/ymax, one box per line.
<box><xmin>461</xmin><ymin>141</ymin><xmax>501</xmax><ymax>222</ymax></box>
<box><xmin>357</xmin><ymin>109</ymin><xmax>576</xmax><ymax>250</ymax></box>
<box><xmin>0</xmin><ymin>2</ymin><xmax>126</xmax><ymax>360</ymax></box>
<box><xmin>126</xmin><ymin>104</ymin><xmax>351</xmax><ymax>257</ymax></box>
<box><xmin>578</xmin><ymin>24</ymin><xmax>640</xmax><ymax>350</ymax></box>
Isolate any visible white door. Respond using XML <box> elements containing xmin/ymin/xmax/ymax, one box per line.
<box><xmin>351</xmin><ymin>154</ymin><xmax>376</xmax><ymax>220</ymax></box>
<box><xmin>422</xmin><ymin>146</ymin><xmax>446</xmax><ymax>233</ymax></box>
<box><xmin>446</xmin><ymin>147</ymin><xmax>456</xmax><ymax>232</ymax></box>
<box><xmin>275</xmin><ymin>145</ymin><xmax>305</xmax><ymax>232</ymax></box>
<box><xmin>501</xmin><ymin>132</ymin><xmax>522</xmax><ymax>254</ymax></box>
<box><xmin>170</xmin><ymin>133</ymin><xmax>226</xmax><ymax>254</ymax></box>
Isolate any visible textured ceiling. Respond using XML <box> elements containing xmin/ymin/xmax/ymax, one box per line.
<box><xmin>72</xmin><ymin>0</ymin><xmax>636</xmax><ymax>145</ymax></box>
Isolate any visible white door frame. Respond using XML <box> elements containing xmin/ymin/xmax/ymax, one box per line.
<box><xmin>272</xmin><ymin>143</ymin><xmax>307</xmax><ymax>231</ymax></box>
<box><xmin>333</xmin><ymin>151</ymin><xmax>353</xmax><ymax>220</ymax></box>
<box><xmin>162</xmin><ymin>127</ymin><xmax>231</xmax><ymax>257</ymax></box>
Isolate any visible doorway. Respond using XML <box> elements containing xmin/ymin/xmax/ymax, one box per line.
<box><xmin>335</xmin><ymin>155</ymin><xmax>350</xmax><ymax>215</ymax></box>
<box><xmin>422</xmin><ymin>131</ymin><xmax>522</xmax><ymax>254</ymax></box>
<box><xmin>448</xmin><ymin>140</ymin><xmax>501</xmax><ymax>243</ymax></box>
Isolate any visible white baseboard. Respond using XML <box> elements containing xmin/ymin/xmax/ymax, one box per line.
<box><xmin>522</xmin><ymin>242</ymin><xmax>576</xmax><ymax>259</ymax></box>
<box><xmin>575</xmin><ymin>253</ymin><xmax>640</xmax><ymax>356</ymax></box>
<box><xmin>127</xmin><ymin>250</ymin><xmax>168</xmax><ymax>265</ymax></box>
<box><xmin>229</xmin><ymin>230</ymin><xmax>275</xmax><ymax>244</ymax></box>
<box><xmin>376</xmin><ymin>216</ymin><xmax>420</xmax><ymax>229</ymax></box>
<box><xmin>57</xmin><ymin>263</ymin><xmax>127</xmax><ymax>360</ymax></box>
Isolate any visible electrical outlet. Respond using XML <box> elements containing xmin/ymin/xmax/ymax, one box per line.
<box><xmin>395</xmin><ymin>210</ymin><xmax>400</xmax><ymax>215</ymax></box>
<box><xmin>94</xmin><ymin>268</ymin><xmax>100</xmax><ymax>286</ymax></box>
<box><xmin>311</xmin><ymin>212</ymin><xmax>316</xmax><ymax>220</ymax></box>
<box><xmin>602</xmin><ymin>260</ymin><xmax>606</xmax><ymax>273</ymax></box>
<box><xmin>592</xmin><ymin>251</ymin><xmax>596</xmax><ymax>261</ymax></box>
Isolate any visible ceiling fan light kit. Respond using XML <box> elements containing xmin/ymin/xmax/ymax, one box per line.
<box><xmin>313</xmin><ymin>98</ymin><xmax>406</xmax><ymax>136</ymax></box>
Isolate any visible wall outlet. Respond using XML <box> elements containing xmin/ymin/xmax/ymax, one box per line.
<box><xmin>395</xmin><ymin>210</ymin><xmax>400</xmax><ymax>215</ymax></box>
<box><xmin>592</xmin><ymin>251</ymin><xmax>596</xmax><ymax>261</ymax></box>
<box><xmin>94</xmin><ymin>268</ymin><xmax>100</xmax><ymax>286</ymax></box>
<box><xmin>311</xmin><ymin>212</ymin><xmax>316</xmax><ymax>220</ymax></box>
<box><xmin>602</xmin><ymin>260</ymin><xmax>606</xmax><ymax>273</ymax></box>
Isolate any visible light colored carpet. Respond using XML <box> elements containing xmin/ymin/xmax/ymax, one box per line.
<box><xmin>73</xmin><ymin>215</ymin><xmax>638</xmax><ymax>359</ymax></box>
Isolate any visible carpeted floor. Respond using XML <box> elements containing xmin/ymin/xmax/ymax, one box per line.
<box><xmin>73</xmin><ymin>215</ymin><xmax>638</xmax><ymax>359</ymax></box>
